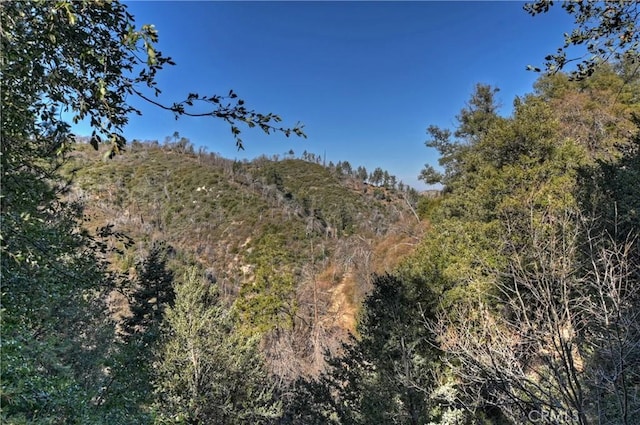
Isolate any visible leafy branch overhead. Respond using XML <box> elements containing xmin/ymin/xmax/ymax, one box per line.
<box><xmin>525</xmin><ymin>0</ymin><xmax>640</xmax><ymax>79</ymax></box>
<box><xmin>1</xmin><ymin>0</ymin><xmax>305</xmax><ymax>161</ymax></box>
<box><xmin>134</xmin><ymin>89</ymin><xmax>306</xmax><ymax>150</ymax></box>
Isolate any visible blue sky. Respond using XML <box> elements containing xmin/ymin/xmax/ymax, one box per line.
<box><xmin>83</xmin><ymin>1</ymin><xmax>576</xmax><ymax>190</ymax></box>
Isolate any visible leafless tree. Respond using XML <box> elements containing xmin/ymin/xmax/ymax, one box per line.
<box><xmin>433</xmin><ymin>208</ymin><xmax>640</xmax><ymax>424</ymax></box>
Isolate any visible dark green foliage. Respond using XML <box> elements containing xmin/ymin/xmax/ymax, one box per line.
<box><xmin>287</xmin><ymin>274</ymin><xmax>441</xmax><ymax>425</ymax></box>
<box><xmin>0</xmin><ymin>198</ymin><xmax>119</xmax><ymax>423</ymax></box>
<box><xmin>122</xmin><ymin>241</ymin><xmax>175</xmax><ymax>336</ymax></box>
<box><xmin>525</xmin><ymin>0</ymin><xmax>640</xmax><ymax>80</ymax></box>
<box><xmin>341</xmin><ymin>160</ymin><xmax>353</xmax><ymax>176</ymax></box>
<box><xmin>95</xmin><ymin>242</ymin><xmax>177</xmax><ymax>422</ymax></box>
<box><xmin>578</xmin><ymin>116</ymin><xmax>640</xmax><ymax>240</ymax></box>
<box><xmin>350</xmin><ymin>273</ymin><xmax>439</xmax><ymax>424</ymax></box>
<box><xmin>8</xmin><ymin>0</ymin><xmax>639</xmax><ymax>422</ymax></box>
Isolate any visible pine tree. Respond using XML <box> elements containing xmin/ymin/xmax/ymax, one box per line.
<box><xmin>122</xmin><ymin>241</ymin><xmax>175</xmax><ymax>336</ymax></box>
<box><xmin>154</xmin><ymin>269</ymin><xmax>280</xmax><ymax>424</ymax></box>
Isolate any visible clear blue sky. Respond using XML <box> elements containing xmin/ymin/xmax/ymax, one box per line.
<box><xmin>80</xmin><ymin>1</ymin><xmax>576</xmax><ymax>190</ymax></box>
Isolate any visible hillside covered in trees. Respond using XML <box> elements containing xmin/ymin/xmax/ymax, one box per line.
<box><xmin>65</xmin><ymin>140</ymin><xmax>425</xmax><ymax>378</ymax></box>
<box><xmin>2</xmin><ymin>1</ymin><xmax>639</xmax><ymax>424</ymax></box>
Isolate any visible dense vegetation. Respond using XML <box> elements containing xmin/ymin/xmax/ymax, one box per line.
<box><xmin>2</xmin><ymin>1</ymin><xmax>639</xmax><ymax>424</ymax></box>
<box><xmin>398</xmin><ymin>66</ymin><xmax>640</xmax><ymax>424</ymax></box>
<box><xmin>64</xmin><ymin>139</ymin><xmax>423</xmax><ymax>378</ymax></box>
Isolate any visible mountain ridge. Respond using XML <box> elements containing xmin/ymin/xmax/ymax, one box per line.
<box><xmin>65</xmin><ymin>140</ymin><xmax>425</xmax><ymax>378</ymax></box>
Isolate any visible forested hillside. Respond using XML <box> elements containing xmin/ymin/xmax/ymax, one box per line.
<box><xmin>64</xmin><ymin>140</ymin><xmax>424</xmax><ymax>380</ymax></box>
<box><xmin>2</xmin><ymin>1</ymin><xmax>639</xmax><ymax>424</ymax></box>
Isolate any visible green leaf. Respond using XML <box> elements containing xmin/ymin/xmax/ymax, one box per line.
<box><xmin>90</xmin><ymin>134</ymin><xmax>101</xmax><ymax>150</ymax></box>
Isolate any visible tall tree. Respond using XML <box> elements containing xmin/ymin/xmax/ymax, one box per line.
<box><xmin>1</xmin><ymin>1</ymin><xmax>304</xmax><ymax>422</ymax></box>
<box><xmin>154</xmin><ymin>269</ymin><xmax>280</xmax><ymax>424</ymax></box>
<box><xmin>94</xmin><ymin>242</ymin><xmax>177</xmax><ymax>422</ymax></box>
<box><xmin>356</xmin><ymin>166</ymin><xmax>368</xmax><ymax>182</ymax></box>
<box><xmin>287</xmin><ymin>274</ymin><xmax>443</xmax><ymax>425</ymax></box>
<box><xmin>342</xmin><ymin>160</ymin><xmax>353</xmax><ymax>176</ymax></box>
<box><xmin>455</xmin><ymin>83</ymin><xmax>501</xmax><ymax>143</ymax></box>
<box><xmin>578</xmin><ymin>118</ymin><xmax>640</xmax><ymax>241</ymax></box>
<box><xmin>419</xmin><ymin>84</ymin><xmax>502</xmax><ymax>189</ymax></box>
<box><xmin>122</xmin><ymin>241</ymin><xmax>175</xmax><ymax>337</ymax></box>
<box><xmin>411</xmin><ymin>73</ymin><xmax>634</xmax><ymax>421</ymax></box>
<box><xmin>370</xmin><ymin>167</ymin><xmax>384</xmax><ymax>187</ymax></box>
